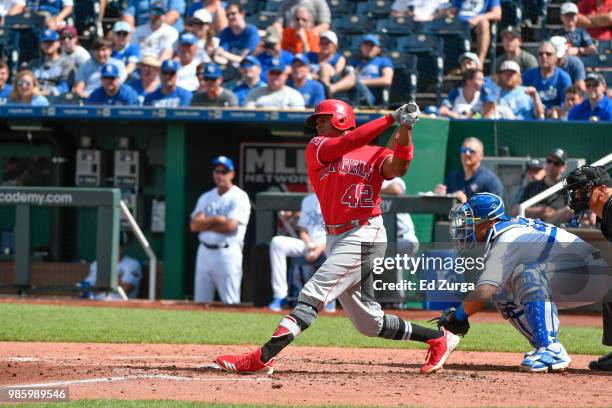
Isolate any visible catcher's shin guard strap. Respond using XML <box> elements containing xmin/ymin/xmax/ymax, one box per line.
<box><xmin>379</xmin><ymin>314</ymin><xmax>412</xmax><ymax>340</ymax></box>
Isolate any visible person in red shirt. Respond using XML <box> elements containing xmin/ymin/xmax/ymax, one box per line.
<box><xmin>577</xmin><ymin>0</ymin><xmax>612</xmax><ymax>40</ymax></box>
<box><xmin>215</xmin><ymin>99</ymin><xmax>461</xmax><ymax>375</ymax></box>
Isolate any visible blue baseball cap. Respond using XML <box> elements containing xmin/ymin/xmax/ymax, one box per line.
<box><xmin>179</xmin><ymin>32</ymin><xmax>197</xmax><ymax>46</ymax></box>
<box><xmin>266</xmin><ymin>58</ymin><xmax>285</xmax><ymax>73</ymax></box>
<box><xmin>40</xmin><ymin>29</ymin><xmax>59</xmax><ymax>42</ymax></box>
<box><xmin>240</xmin><ymin>55</ymin><xmax>261</xmax><ymax>68</ymax></box>
<box><xmin>361</xmin><ymin>34</ymin><xmax>380</xmax><ymax>46</ymax></box>
<box><xmin>292</xmin><ymin>53</ymin><xmax>310</xmax><ymax>66</ymax></box>
<box><xmin>212</xmin><ymin>156</ymin><xmax>234</xmax><ymax>171</ymax></box>
<box><xmin>161</xmin><ymin>59</ymin><xmax>180</xmax><ymax>73</ymax></box>
<box><xmin>100</xmin><ymin>63</ymin><xmax>120</xmax><ymax>78</ymax></box>
<box><xmin>150</xmin><ymin>1</ymin><xmax>166</xmax><ymax>14</ymax></box>
<box><xmin>202</xmin><ymin>63</ymin><xmax>222</xmax><ymax>79</ymax></box>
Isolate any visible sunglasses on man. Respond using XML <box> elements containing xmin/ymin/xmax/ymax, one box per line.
<box><xmin>460</xmin><ymin>146</ymin><xmax>476</xmax><ymax>155</ymax></box>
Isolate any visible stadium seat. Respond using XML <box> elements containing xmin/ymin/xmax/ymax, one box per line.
<box><xmin>74</xmin><ymin>0</ymin><xmax>102</xmax><ymax>39</ymax></box>
<box><xmin>600</xmin><ymin>71</ymin><xmax>612</xmax><ymax>86</ymax></box>
<box><xmin>236</xmin><ymin>0</ymin><xmax>258</xmax><ymax>16</ymax></box>
<box><xmin>598</xmin><ymin>40</ymin><xmax>611</xmax><ymax>54</ymax></box>
<box><xmin>388</xmin><ymin>52</ymin><xmax>418</xmax><ymax>106</ymax></box>
<box><xmin>423</xmin><ymin>17</ymin><xmax>470</xmax><ymax>72</ymax></box>
<box><xmin>362</xmin><ymin>0</ymin><xmax>393</xmax><ymax>16</ymax></box>
<box><xmin>396</xmin><ymin>33</ymin><xmax>443</xmax><ymax>55</ymax></box>
<box><xmin>582</xmin><ymin>54</ymin><xmax>612</xmax><ymax>69</ymax></box>
<box><xmin>375</xmin><ymin>16</ymin><xmax>418</xmax><ymax>36</ymax></box>
<box><xmin>247</xmin><ymin>11</ymin><xmax>277</xmax><ymax>30</ymax></box>
<box><xmin>331</xmin><ymin>15</ymin><xmax>370</xmax><ymax>35</ymax></box>
<box><xmin>500</xmin><ymin>0</ymin><xmax>522</xmax><ymax>28</ymax></box>
<box><xmin>263</xmin><ymin>0</ymin><xmax>284</xmax><ymax>13</ymax></box>
<box><xmin>328</xmin><ymin>0</ymin><xmax>355</xmax><ymax>15</ymax></box>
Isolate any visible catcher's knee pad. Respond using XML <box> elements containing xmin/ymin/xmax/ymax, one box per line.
<box><xmin>378</xmin><ymin>314</ymin><xmax>412</xmax><ymax>340</ymax></box>
<box><xmin>514</xmin><ymin>262</ymin><xmax>551</xmax><ymax>304</ymax></box>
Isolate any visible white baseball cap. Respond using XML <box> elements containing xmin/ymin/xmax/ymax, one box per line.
<box><xmin>192</xmin><ymin>9</ymin><xmax>213</xmax><ymax>24</ymax></box>
<box><xmin>549</xmin><ymin>36</ymin><xmax>568</xmax><ymax>58</ymax></box>
<box><xmin>499</xmin><ymin>60</ymin><xmax>521</xmax><ymax>74</ymax></box>
<box><xmin>113</xmin><ymin>21</ymin><xmax>133</xmax><ymax>33</ymax></box>
<box><xmin>560</xmin><ymin>2</ymin><xmax>579</xmax><ymax>15</ymax></box>
<box><xmin>320</xmin><ymin>30</ymin><xmax>338</xmax><ymax>46</ymax></box>
<box><xmin>459</xmin><ymin>52</ymin><xmax>481</xmax><ymax>66</ymax></box>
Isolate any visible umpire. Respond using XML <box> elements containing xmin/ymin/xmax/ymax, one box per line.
<box><xmin>564</xmin><ymin>165</ymin><xmax>612</xmax><ymax>371</ymax></box>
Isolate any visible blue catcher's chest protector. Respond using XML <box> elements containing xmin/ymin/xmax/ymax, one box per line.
<box><xmin>484</xmin><ymin>217</ymin><xmax>558</xmax><ymax>262</ymax></box>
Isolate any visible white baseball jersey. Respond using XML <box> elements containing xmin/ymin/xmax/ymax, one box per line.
<box><xmin>132</xmin><ymin>23</ymin><xmax>178</xmax><ymax>59</ymax></box>
<box><xmin>85</xmin><ymin>255</ymin><xmax>143</xmax><ymax>298</ymax></box>
<box><xmin>297</xmin><ymin>193</ymin><xmax>325</xmax><ymax>244</ymax></box>
<box><xmin>191</xmin><ymin>185</ymin><xmax>251</xmax><ymax>246</ymax></box>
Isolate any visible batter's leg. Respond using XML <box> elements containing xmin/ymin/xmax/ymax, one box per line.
<box><xmin>269</xmin><ymin>236</ymin><xmax>307</xmax><ymax>300</ymax></box>
<box><xmin>194</xmin><ymin>245</ymin><xmax>215</xmax><ymax>303</ymax></box>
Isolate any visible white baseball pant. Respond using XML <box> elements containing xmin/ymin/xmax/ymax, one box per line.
<box><xmin>194</xmin><ymin>243</ymin><xmax>243</xmax><ymax>304</ymax></box>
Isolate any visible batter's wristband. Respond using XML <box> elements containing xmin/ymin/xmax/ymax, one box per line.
<box><xmin>393</xmin><ymin>144</ymin><xmax>414</xmax><ymax>161</ymax></box>
<box><xmin>455</xmin><ymin>305</ymin><xmax>467</xmax><ymax>321</ymax></box>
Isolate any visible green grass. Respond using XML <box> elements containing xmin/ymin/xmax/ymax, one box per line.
<box><xmin>0</xmin><ymin>303</ymin><xmax>607</xmax><ymax>355</ymax></box>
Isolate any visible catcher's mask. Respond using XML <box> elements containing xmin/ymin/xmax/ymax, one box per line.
<box><xmin>449</xmin><ymin>193</ymin><xmax>508</xmax><ymax>252</ymax></box>
<box><xmin>563</xmin><ymin>165</ymin><xmax>611</xmax><ymax>213</ymax></box>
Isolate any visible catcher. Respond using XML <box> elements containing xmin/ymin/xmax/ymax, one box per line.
<box><xmin>437</xmin><ymin>192</ymin><xmax>609</xmax><ymax>372</ymax></box>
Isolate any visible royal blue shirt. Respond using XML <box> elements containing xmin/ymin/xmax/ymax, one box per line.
<box><xmin>499</xmin><ymin>85</ymin><xmax>536</xmax><ymax>120</ymax></box>
<box><xmin>556</xmin><ymin>28</ymin><xmax>594</xmax><ymax>49</ymax></box>
<box><xmin>452</xmin><ymin>0</ymin><xmax>500</xmax><ymax>21</ymax></box>
<box><xmin>286</xmin><ymin>78</ymin><xmax>325</xmax><ymax>107</ymax></box>
<box><xmin>446</xmin><ymin>166</ymin><xmax>504</xmax><ymax>198</ymax></box>
<box><xmin>112</xmin><ymin>44</ymin><xmax>141</xmax><ymax>66</ymax></box>
<box><xmin>187</xmin><ymin>0</ymin><xmax>227</xmax><ymax>16</ymax></box>
<box><xmin>559</xmin><ymin>56</ymin><xmax>585</xmax><ymax>84</ymax></box>
<box><xmin>232</xmin><ymin>81</ymin><xmax>266</xmax><ymax>106</ymax></box>
<box><xmin>568</xmin><ymin>95</ymin><xmax>612</xmax><ymax>121</ymax></box>
<box><xmin>0</xmin><ymin>84</ymin><xmax>12</xmax><ymax>105</ymax></box>
<box><xmin>257</xmin><ymin>50</ymin><xmax>294</xmax><ymax>81</ymax></box>
<box><xmin>125</xmin><ymin>0</ymin><xmax>186</xmax><ymax>31</ymax></box>
<box><xmin>144</xmin><ymin>86</ymin><xmax>192</xmax><ymax>107</ymax></box>
<box><xmin>522</xmin><ymin>67</ymin><xmax>572</xmax><ymax>109</ymax></box>
<box><xmin>351</xmin><ymin>56</ymin><xmax>393</xmax><ymax>81</ymax></box>
<box><xmin>87</xmin><ymin>84</ymin><xmax>140</xmax><ymax>106</ymax></box>
<box><xmin>28</xmin><ymin>0</ymin><xmax>70</xmax><ymax>16</ymax></box>
<box><xmin>219</xmin><ymin>24</ymin><xmax>260</xmax><ymax>56</ymax></box>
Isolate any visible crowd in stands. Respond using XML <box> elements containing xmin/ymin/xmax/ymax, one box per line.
<box><xmin>0</xmin><ymin>0</ymin><xmax>610</xmax><ymax>120</ymax></box>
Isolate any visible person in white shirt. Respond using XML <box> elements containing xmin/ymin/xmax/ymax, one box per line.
<box><xmin>439</xmin><ymin>68</ymin><xmax>484</xmax><ymax>119</ymax></box>
<box><xmin>59</xmin><ymin>25</ymin><xmax>91</xmax><ymax>71</ymax></box>
<box><xmin>390</xmin><ymin>0</ymin><xmax>449</xmax><ymax>21</ymax></box>
<box><xmin>176</xmin><ymin>32</ymin><xmax>201</xmax><ymax>91</ymax></box>
<box><xmin>72</xmin><ymin>38</ymin><xmax>126</xmax><ymax>98</ymax></box>
<box><xmin>245</xmin><ymin>58</ymin><xmax>305</xmax><ymax>109</ymax></box>
<box><xmin>132</xmin><ymin>2</ymin><xmax>178</xmax><ymax>61</ymax></box>
<box><xmin>190</xmin><ymin>156</ymin><xmax>251</xmax><ymax>304</ymax></box>
<box><xmin>0</xmin><ymin>0</ymin><xmax>25</xmax><ymax>24</ymax></box>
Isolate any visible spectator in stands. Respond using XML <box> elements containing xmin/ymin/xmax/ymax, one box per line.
<box><xmin>59</xmin><ymin>26</ymin><xmax>90</xmax><ymax>72</ymax></box>
<box><xmin>245</xmin><ymin>58</ymin><xmax>305</xmax><ymax>108</ymax></box>
<box><xmin>550</xmin><ymin>36</ymin><xmax>586</xmax><ymax>90</ymax></box>
<box><xmin>511</xmin><ymin>158</ymin><xmax>545</xmax><ymax>209</ymax></box>
<box><xmin>550</xmin><ymin>84</ymin><xmax>585</xmax><ymax>120</ymax></box>
<box><xmin>281</xmin><ymin>6</ymin><xmax>319</xmax><ymax>54</ymax></box>
<box><xmin>86</xmin><ymin>63</ymin><xmax>139</xmax><ymax>106</ymax></box>
<box><xmin>495</xmin><ymin>26</ymin><xmax>538</xmax><ymax>74</ymax></box>
<box><xmin>191</xmin><ymin>62</ymin><xmax>238</xmax><ymax>107</ymax></box>
<box><xmin>29</xmin><ymin>29</ymin><xmax>75</xmax><ymax>98</ymax></box>
<box><xmin>81</xmin><ymin>232</ymin><xmax>143</xmax><ymax>300</ymax></box>
<box><xmin>435</xmin><ymin>137</ymin><xmax>503</xmax><ymax>203</ymax></box>
<box><xmin>557</xmin><ymin>2</ymin><xmax>597</xmax><ymax>56</ymax></box>
<box><xmin>568</xmin><ymin>72</ymin><xmax>612</xmax><ymax>121</ymax></box>
<box><xmin>0</xmin><ymin>61</ymin><xmax>12</xmax><ymax>105</ymax></box>
<box><xmin>498</xmin><ymin>60</ymin><xmax>545</xmax><ymax>120</ymax></box>
<box><xmin>519</xmin><ymin>148</ymin><xmax>572</xmax><ymax>225</ymax></box>
<box><xmin>126</xmin><ymin>54</ymin><xmax>161</xmax><ymax>105</ymax></box>
<box><xmin>27</xmin><ymin>0</ymin><xmax>73</xmax><ymax>30</ymax></box>
<box><xmin>8</xmin><ymin>69</ymin><xmax>49</xmax><ymax>106</ymax></box>
<box><xmin>131</xmin><ymin>2</ymin><xmax>179</xmax><ymax>61</ymax></box>
<box><xmin>176</xmin><ymin>33</ymin><xmax>201</xmax><ymax>92</ymax></box>
<box><xmin>187</xmin><ymin>0</ymin><xmax>228</xmax><ymax>34</ymax></box>
<box><xmin>232</xmin><ymin>56</ymin><xmax>266</xmax><ymax>106</ymax></box>
<box><xmin>390</xmin><ymin>0</ymin><xmax>449</xmax><ymax>21</ymax></box>
<box><xmin>144</xmin><ymin>59</ymin><xmax>192</xmax><ymax>107</ymax></box>
<box><xmin>458</xmin><ymin>52</ymin><xmax>498</xmax><ymax>118</ymax></box>
<box><xmin>306</xmin><ymin>30</ymin><xmax>355</xmax><ymax>100</ymax></box>
<box><xmin>123</xmin><ymin>0</ymin><xmax>186</xmax><ymax>32</ymax></box>
<box><xmin>440</xmin><ymin>69</ymin><xmax>487</xmax><ymax>119</ymax></box>
<box><xmin>255</xmin><ymin>27</ymin><xmax>294</xmax><ymax>81</ymax></box>
<box><xmin>350</xmin><ymin>34</ymin><xmax>393</xmax><ymax>106</ymax></box>
<box><xmin>522</xmin><ymin>41</ymin><xmax>572</xmax><ymax>112</ymax></box>
<box><xmin>216</xmin><ymin>2</ymin><xmax>259</xmax><ymax>64</ymax></box>
<box><xmin>111</xmin><ymin>21</ymin><xmax>140</xmax><ymax>78</ymax></box>
<box><xmin>0</xmin><ymin>0</ymin><xmax>25</xmax><ymax>25</ymax></box>
<box><xmin>73</xmin><ymin>38</ymin><xmax>126</xmax><ymax>98</ymax></box>
<box><xmin>577</xmin><ymin>0</ymin><xmax>612</xmax><ymax>41</ymax></box>
<box><xmin>287</xmin><ymin>53</ymin><xmax>324</xmax><ymax>107</ymax></box>
<box><xmin>186</xmin><ymin>9</ymin><xmax>218</xmax><ymax>63</ymax></box>
<box><xmin>275</xmin><ymin>0</ymin><xmax>331</xmax><ymax>35</ymax></box>
<box><xmin>447</xmin><ymin>0</ymin><xmax>502</xmax><ymax>68</ymax></box>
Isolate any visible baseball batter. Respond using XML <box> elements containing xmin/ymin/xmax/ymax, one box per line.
<box><xmin>439</xmin><ymin>193</ymin><xmax>609</xmax><ymax>372</ymax></box>
<box><xmin>190</xmin><ymin>156</ymin><xmax>251</xmax><ymax>304</ymax></box>
<box><xmin>216</xmin><ymin>99</ymin><xmax>460</xmax><ymax>375</ymax></box>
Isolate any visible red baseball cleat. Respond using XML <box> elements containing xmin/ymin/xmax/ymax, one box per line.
<box><xmin>420</xmin><ymin>328</ymin><xmax>460</xmax><ymax>374</ymax></box>
<box><xmin>214</xmin><ymin>348</ymin><xmax>274</xmax><ymax>374</ymax></box>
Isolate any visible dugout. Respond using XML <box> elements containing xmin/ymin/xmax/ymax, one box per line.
<box><xmin>0</xmin><ymin>106</ymin><xmax>610</xmax><ymax>301</ymax></box>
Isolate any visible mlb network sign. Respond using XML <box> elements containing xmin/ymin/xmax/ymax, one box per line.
<box><xmin>239</xmin><ymin>142</ymin><xmax>309</xmax><ymax>196</ymax></box>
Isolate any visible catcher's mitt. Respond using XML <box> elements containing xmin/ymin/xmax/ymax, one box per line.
<box><xmin>430</xmin><ymin>307</ymin><xmax>470</xmax><ymax>336</ymax></box>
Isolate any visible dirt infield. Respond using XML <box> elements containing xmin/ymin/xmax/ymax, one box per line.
<box><xmin>2</xmin><ymin>342</ymin><xmax>610</xmax><ymax>407</ymax></box>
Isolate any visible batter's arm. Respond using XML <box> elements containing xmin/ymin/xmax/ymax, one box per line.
<box><xmin>382</xmin><ymin>124</ymin><xmax>413</xmax><ymax>179</ymax></box>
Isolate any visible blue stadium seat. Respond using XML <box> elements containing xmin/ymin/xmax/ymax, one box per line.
<box><xmin>74</xmin><ymin>0</ymin><xmax>101</xmax><ymax>39</ymax></box>
<box><xmin>247</xmin><ymin>11</ymin><xmax>277</xmax><ymax>30</ymax></box>
<box><xmin>362</xmin><ymin>0</ymin><xmax>393</xmax><ymax>16</ymax></box>
<box><xmin>598</xmin><ymin>40</ymin><xmax>611</xmax><ymax>54</ymax></box>
<box><xmin>328</xmin><ymin>0</ymin><xmax>355</xmax><ymax>15</ymax></box>
<box><xmin>582</xmin><ymin>54</ymin><xmax>612</xmax><ymax>69</ymax></box>
<box><xmin>423</xmin><ymin>17</ymin><xmax>470</xmax><ymax>72</ymax></box>
<box><xmin>396</xmin><ymin>33</ymin><xmax>443</xmax><ymax>55</ymax></box>
<box><xmin>500</xmin><ymin>0</ymin><xmax>522</xmax><ymax>28</ymax></box>
<box><xmin>332</xmin><ymin>14</ymin><xmax>370</xmax><ymax>35</ymax></box>
<box><xmin>263</xmin><ymin>0</ymin><xmax>284</xmax><ymax>13</ymax></box>
<box><xmin>375</xmin><ymin>16</ymin><xmax>418</xmax><ymax>36</ymax></box>
<box><xmin>236</xmin><ymin>0</ymin><xmax>258</xmax><ymax>16</ymax></box>
<box><xmin>600</xmin><ymin>71</ymin><xmax>612</xmax><ymax>86</ymax></box>
<box><xmin>388</xmin><ymin>52</ymin><xmax>417</xmax><ymax>106</ymax></box>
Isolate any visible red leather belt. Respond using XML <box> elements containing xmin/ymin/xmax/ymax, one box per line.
<box><xmin>324</xmin><ymin>219</ymin><xmax>371</xmax><ymax>235</ymax></box>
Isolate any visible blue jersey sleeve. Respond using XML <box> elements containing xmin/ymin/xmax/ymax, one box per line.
<box><xmin>219</xmin><ymin>28</ymin><xmax>231</xmax><ymax>51</ymax></box>
<box><xmin>244</xmin><ymin>25</ymin><xmax>261</xmax><ymax>53</ymax></box>
<box><xmin>481</xmin><ymin>78</ymin><xmax>499</xmax><ymax>103</ymax></box>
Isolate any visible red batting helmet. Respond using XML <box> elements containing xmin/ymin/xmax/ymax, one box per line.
<box><xmin>305</xmin><ymin>99</ymin><xmax>356</xmax><ymax>131</ymax></box>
